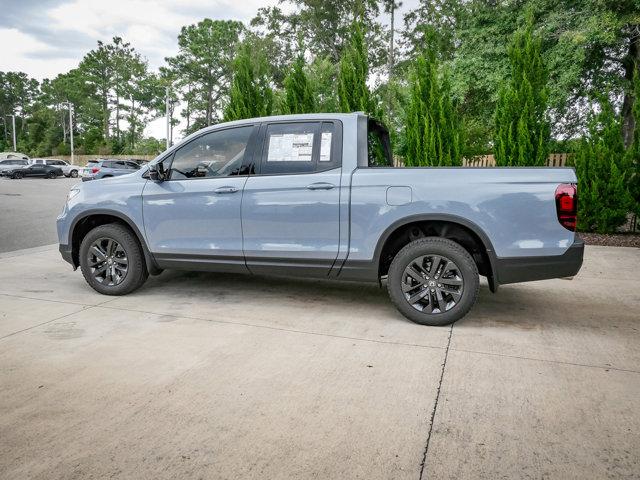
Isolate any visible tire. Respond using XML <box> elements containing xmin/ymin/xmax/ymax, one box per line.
<box><xmin>13</xmin><ymin>172</ymin><xmax>23</xmax><ymax>179</ymax></box>
<box><xmin>70</xmin><ymin>170</ymin><xmax>78</xmax><ymax>178</ymax></box>
<box><xmin>79</xmin><ymin>223</ymin><xmax>148</xmax><ymax>295</ymax></box>
<box><xmin>387</xmin><ymin>237</ymin><xmax>479</xmax><ymax>326</ymax></box>
<box><xmin>47</xmin><ymin>171</ymin><xmax>56</xmax><ymax>179</ymax></box>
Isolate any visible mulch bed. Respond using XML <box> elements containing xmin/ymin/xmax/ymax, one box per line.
<box><xmin>580</xmin><ymin>232</ymin><xmax>640</xmax><ymax>248</ymax></box>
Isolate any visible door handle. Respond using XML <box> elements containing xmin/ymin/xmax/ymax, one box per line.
<box><xmin>214</xmin><ymin>186</ymin><xmax>239</xmax><ymax>194</ymax></box>
<box><xmin>306</xmin><ymin>182</ymin><xmax>335</xmax><ymax>190</ymax></box>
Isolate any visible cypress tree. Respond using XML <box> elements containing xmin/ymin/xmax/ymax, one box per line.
<box><xmin>494</xmin><ymin>17</ymin><xmax>549</xmax><ymax>166</ymax></box>
<box><xmin>404</xmin><ymin>50</ymin><xmax>461</xmax><ymax>166</ymax></box>
<box><xmin>626</xmin><ymin>68</ymin><xmax>640</xmax><ymax>219</ymax></box>
<box><xmin>283</xmin><ymin>55</ymin><xmax>316</xmax><ymax>114</ymax></box>
<box><xmin>224</xmin><ymin>42</ymin><xmax>273</xmax><ymax>122</ymax></box>
<box><xmin>574</xmin><ymin>97</ymin><xmax>631</xmax><ymax>233</ymax></box>
<box><xmin>338</xmin><ymin>20</ymin><xmax>374</xmax><ymax>115</ymax></box>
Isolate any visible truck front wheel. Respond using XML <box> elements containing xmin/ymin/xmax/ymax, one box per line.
<box><xmin>387</xmin><ymin>237</ymin><xmax>479</xmax><ymax>326</ymax></box>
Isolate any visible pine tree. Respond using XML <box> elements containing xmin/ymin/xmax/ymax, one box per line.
<box><xmin>224</xmin><ymin>42</ymin><xmax>273</xmax><ymax>122</ymax></box>
<box><xmin>404</xmin><ymin>50</ymin><xmax>461</xmax><ymax>166</ymax></box>
<box><xmin>494</xmin><ymin>16</ymin><xmax>549</xmax><ymax>166</ymax></box>
<box><xmin>574</xmin><ymin>97</ymin><xmax>631</xmax><ymax>233</ymax></box>
<box><xmin>283</xmin><ymin>55</ymin><xmax>316</xmax><ymax>114</ymax></box>
<box><xmin>337</xmin><ymin>20</ymin><xmax>374</xmax><ymax>115</ymax></box>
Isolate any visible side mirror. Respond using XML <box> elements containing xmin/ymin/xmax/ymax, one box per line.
<box><xmin>149</xmin><ymin>162</ymin><xmax>166</xmax><ymax>182</ymax></box>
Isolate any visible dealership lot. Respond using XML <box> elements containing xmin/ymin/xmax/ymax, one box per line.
<box><xmin>0</xmin><ymin>180</ymin><xmax>639</xmax><ymax>479</ymax></box>
<box><xmin>0</xmin><ymin>177</ymin><xmax>78</xmax><ymax>253</ymax></box>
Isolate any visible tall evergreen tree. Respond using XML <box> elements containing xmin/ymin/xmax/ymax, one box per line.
<box><xmin>404</xmin><ymin>50</ymin><xmax>461</xmax><ymax>166</ymax></box>
<box><xmin>626</xmin><ymin>68</ymin><xmax>640</xmax><ymax>219</ymax></box>
<box><xmin>574</xmin><ymin>97</ymin><xmax>631</xmax><ymax>233</ymax></box>
<box><xmin>224</xmin><ymin>42</ymin><xmax>273</xmax><ymax>122</ymax></box>
<box><xmin>494</xmin><ymin>17</ymin><xmax>550</xmax><ymax>166</ymax></box>
<box><xmin>283</xmin><ymin>55</ymin><xmax>316</xmax><ymax>114</ymax></box>
<box><xmin>338</xmin><ymin>20</ymin><xmax>374</xmax><ymax>115</ymax></box>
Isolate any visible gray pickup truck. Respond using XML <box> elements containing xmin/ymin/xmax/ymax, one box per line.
<box><xmin>57</xmin><ymin>113</ymin><xmax>583</xmax><ymax>325</ymax></box>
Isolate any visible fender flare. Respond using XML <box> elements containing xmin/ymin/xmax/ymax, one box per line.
<box><xmin>69</xmin><ymin>208</ymin><xmax>161</xmax><ymax>275</ymax></box>
<box><xmin>372</xmin><ymin>213</ymin><xmax>499</xmax><ymax>290</ymax></box>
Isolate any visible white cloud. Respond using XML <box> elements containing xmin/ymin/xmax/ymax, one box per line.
<box><xmin>0</xmin><ymin>27</ymin><xmax>77</xmax><ymax>79</ymax></box>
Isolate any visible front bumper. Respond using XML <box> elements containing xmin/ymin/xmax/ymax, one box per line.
<box><xmin>59</xmin><ymin>243</ymin><xmax>76</xmax><ymax>268</ymax></box>
<box><xmin>494</xmin><ymin>237</ymin><xmax>585</xmax><ymax>285</ymax></box>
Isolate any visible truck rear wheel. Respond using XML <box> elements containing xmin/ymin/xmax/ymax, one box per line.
<box><xmin>387</xmin><ymin>237</ymin><xmax>479</xmax><ymax>326</ymax></box>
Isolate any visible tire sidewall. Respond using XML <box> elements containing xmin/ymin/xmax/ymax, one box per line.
<box><xmin>387</xmin><ymin>237</ymin><xmax>479</xmax><ymax>326</ymax></box>
<box><xmin>79</xmin><ymin>224</ymin><xmax>146</xmax><ymax>295</ymax></box>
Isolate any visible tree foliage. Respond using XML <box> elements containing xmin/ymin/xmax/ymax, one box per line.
<box><xmin>283</xmin><ymin>55</ymin><xmax>316</xmax><ymax>114</ymax></box>
<box><xmin>494</xmin><ymin>18</ymin><xmax>550</xmax><ymax>166</ymax></box>
<box><xmin>224</xmin><ymin>42</ymin><xmax>273</xmax><ymax>121</ymax></box>
<box><xmin>167</xmin><ymin>19</ymin><xmax>244</xmax><ymax>132</ymax></box>
<box><xmin>404</xmin><ymin>50</ymin><xmax>461</xmax><ymax>166</ymax></box>
<box><xmin>574</xmin><ymin>97</ymin><xmax>632</xmax><ymax>233</ymax></box>
<box><xmin>338</xmin><ymin>20</ymin><xmax>375</xmax><ymax>115</ymax></box>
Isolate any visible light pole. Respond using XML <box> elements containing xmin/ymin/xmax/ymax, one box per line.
<box><xmin>11</xmin><ymin>114</ymin><xmax>16</xmax><ymax>151</ymax></box>
<box><xmin>165</xmin><ymin>86</ymin><xmax>170</xmax><ymax>151</ymax></box>
<box><xmin>68</xmin><ymin>103</ymin><xmax>74</xmax><ymax>164</ymax></box>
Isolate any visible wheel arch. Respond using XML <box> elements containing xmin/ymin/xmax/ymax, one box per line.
<box><xmin>69</xmin><ymin>209</ymin><xmax>161</xmax><ymax>275</ymax></box>
<box><xmin>374</xmin><ymin>214</ymin><xmax>498</xmax><ymax>292</ymax></box>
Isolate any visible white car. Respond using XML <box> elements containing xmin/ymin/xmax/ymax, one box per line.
<box><xmin>31</xmin><ymin>158</ymin><xmax>82</xmax><ymax>178</ymax></box>
<box><xmin>0</xmin><ymin>158</ymin><xmax>30</xmax><ymax>176</ymax></box>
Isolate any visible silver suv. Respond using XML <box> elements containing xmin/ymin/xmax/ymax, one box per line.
<box><xmin>81</xmin><ymin>159</ymin><xmax>141</xmax><ymax>181</ymax></box>
<box><xmin>0</xmin><ymin>158</ymin><xmax>29</xmax><ymax>176</ymax></box>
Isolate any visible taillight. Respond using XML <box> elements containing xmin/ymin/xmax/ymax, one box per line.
<box><xmin>91</xmin><ymin>167</ymin><xmax>100</xmax><ymax>174</ymax></box>
<box><xmin>555</xmin><ymin>183</ymin><xmax>577</xmax><ymax>231</ymax></box>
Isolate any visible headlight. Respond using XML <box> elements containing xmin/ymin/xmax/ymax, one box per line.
<box><xmin>67</xmin><ymin>187</ymin><xmax>80</xmax><ymax>202</ymax></box>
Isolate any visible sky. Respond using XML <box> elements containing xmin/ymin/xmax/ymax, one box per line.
<box><xmin>0</xmin><ymin>0</ymin><xmax>416</xmax><ymax>139</ymax></box>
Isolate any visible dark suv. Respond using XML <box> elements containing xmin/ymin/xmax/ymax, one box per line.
<box><xmin>81</xmin><ymin>159</ymin><xmax>141</xmax><ymax>181</ymax></box>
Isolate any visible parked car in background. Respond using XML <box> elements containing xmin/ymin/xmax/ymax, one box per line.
<box><xmin>32</xmin><ymin>158</ymin><xmax>82</xmax><ymax>178</ymax></box>
<box><xmin>8</xmin><ymin>163</ymin><xmax>63</xmax><ymax>179</ymax></box>
<box><xmin>57</xmin><ymin>113</ymin><xmax>583</xmax><ymax>326</ymax></box>
<box><xmin>0</xmin><ymin>158</ymin><xmax>30</xmax><ymax>176</ymax></box>
<box><xmin>130</xmin><ymin>159</ymin><xmax>150</xmax><ymax>167</ymax></box>
<box><xmin>81</xmin><ymin>159</ymin><xmax>141</xmax><ymax>181</ymax></box>
<box><xmin>0</xmin><ymin>152</ymin><xmax>30</xmax><ymax>161</ymax></box>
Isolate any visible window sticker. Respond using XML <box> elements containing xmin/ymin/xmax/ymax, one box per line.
<box><xmin>267</xmin><ymin>133</ymin><xmax>314</xmax><ymax>162</ymax></box>
<box><xmin>319</xmin><ymin>132</ymin><xmax>332</xmax><ymax>162</ymax></box>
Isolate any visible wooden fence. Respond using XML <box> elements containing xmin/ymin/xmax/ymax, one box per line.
<box><xmin>42</xmin><ymin>154</ymin><xmax>156</xmax><ymax>166</ymax></box>
<box><xmin>462</xmin><ymin>153</ymin><xmax>571</xmax><ymax>167</ymax></box>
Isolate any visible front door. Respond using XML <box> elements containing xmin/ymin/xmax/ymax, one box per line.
<box><xmin>142</xmin><ymin>125</ymin><xmax>257</xmax><ymax>272</ymax></box>
<box><xmin>242</xmin><ymin>121</ymin><xmax>343</xmax><ymax>277</ymax></box>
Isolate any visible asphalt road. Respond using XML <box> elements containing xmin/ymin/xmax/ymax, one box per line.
<box><xmin>0</xmin><ymin>176</ymin><xmax>78</xmax><ymax>253</ymax></box>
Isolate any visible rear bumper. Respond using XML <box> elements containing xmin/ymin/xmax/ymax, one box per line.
<box><xmin>494</xmin><ymin>237</ymin><xmax>584</xmax><ymax>285</ymax></box>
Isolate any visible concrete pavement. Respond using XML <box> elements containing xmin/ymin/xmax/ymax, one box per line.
<box><xmin>0</xmin><ymin>244</ymin><xmax>638</xmax><ymax>479</ymax></box>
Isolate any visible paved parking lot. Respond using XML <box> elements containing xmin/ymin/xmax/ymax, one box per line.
<box><xmin>0</xmin><ymin>178</ymin><xmax>639</xmax><ymax>479</ymax></box>
<box><xmin>0</xmin><ymin>177</ymin><xmax>78</xmax><ymax>253</ymax></box>
<box><xmin>0</xmin><ymin>244</ymin><xmax>638</xmax><ymax>479</ymax></box>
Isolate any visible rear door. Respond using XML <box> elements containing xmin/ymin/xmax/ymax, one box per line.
<box><xmin>142</xmin><ymin>125</ymin><xmax>258</xmax><ymax>271</ymax></box>
<box><xmin>241</xmin><ymin>120</ymin><xmax>343</xmax><ymax>277</ymax></box>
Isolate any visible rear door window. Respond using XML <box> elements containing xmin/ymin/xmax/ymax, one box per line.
<box><xmin>258</xmin><ymin>121</ymin><xmax>340</xmax><ymax>175</ymax></box>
